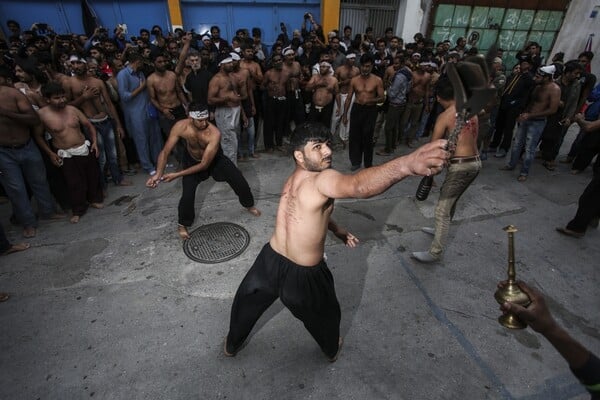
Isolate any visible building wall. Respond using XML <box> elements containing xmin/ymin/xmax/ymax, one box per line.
<box><xmin>550</xmin><ymin>2</ymin><xmax>599</xmax><ymax>74</ymax></box>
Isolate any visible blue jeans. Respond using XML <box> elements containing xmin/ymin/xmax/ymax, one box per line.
<box><xmin>94</xmin><ymin>118</ymin><xmax>122</xmax><ymax>185</ymax></box>
<box><xmin>507</xmin><ymin>119</ymin><xmax>546</xmax><ymax>176</ymax></box>
<box><xmin>238</xmin><ymin>117</ymin><xmax>255</xmax><ymax>157</ymax></box>
<box><xmin>0</xmin><ymin>140</ymin><xmax>57</xmax><ymax>228</ymax></box>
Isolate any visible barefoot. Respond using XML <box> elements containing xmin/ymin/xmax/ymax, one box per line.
<box><xmin>90</xmin><ymin>202</ymin><xmax>104</xmax><ymax>209</ymax></box>
<box><xmin>1</xmin><ymin>242</ymin><xmax>31</xmax><ymax>256</ymax></box>
<box><xmin>117</xmin><ymin>179</ymin><xmax>133</xmax><ymax>186</ymax></box>
<box><xmin>23</xmin><ymin>227</ymin><xmax>36</xmax><ymax>238</ymax></box>
<box><xmin>246</xmin><ymin>207</ymin><xmax>261</xmax><ymax>217</ymax></box>
<box><xmin>223</xmin><ymin>338</ymin><xmax>235</xmax><ymax>357</ymax></box>
<box><xmin>70</xmin><ymin>215</ymin><xmax>80</xmax><ymax>224</ymax></box>
<box><xmin>177</xmin><ymin>225</ymin><xmax>190</xmax><ymax>240</ymax></box>
<box><xmin>0</xmin><ymin>293</ymin><xmax>9</xmax><ymax>302</ymax></box>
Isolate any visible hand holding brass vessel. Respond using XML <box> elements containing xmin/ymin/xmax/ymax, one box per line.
<box><xmin>494</xmin><ymin>225</ymin><xmax>531</xmax><ymax>329</ymax></box>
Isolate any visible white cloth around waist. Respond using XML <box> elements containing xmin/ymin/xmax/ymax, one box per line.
<box><xmin>57</xmin><ymin>140</ymin><xmax>90</xmax><ymax>158</ymax></box>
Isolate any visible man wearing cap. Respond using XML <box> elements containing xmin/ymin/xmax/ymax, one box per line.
<box><xmin>63</xmin><ymin>54</ymin><xmax>131</xmax><ymax>187</ymax></box>
<box><xmin>499</xmin><ymin>65</ymin><xmax>560</xmax><ymax>181</ymax></box>
<box><xmin>147</xmin><ymin>53</ymin><xmax>189</xmax><ymax>161</ymax></box>
<box><xmin>343</xmin><ymin>54</ymin><xmax>385</xmax><ymax>170</ymax></box>
<box><xmin>146</xmin><ymin>103</ymin><xmax>260</xmax><ymax>239</ymax></box>
<box><xmin>488</xmin><ymin>55</ymin><xmax>534</xmax><ymax>158</ymax></box>
<box><xmin>208</xmin><ymin>53</ymin><xmax>247</xmax><ymax>165</ymax></box>
<box><xmin>305</xmin><ymin>61</ymin><xmax>338</xmax><ymax>128</ymax></box>
<box><xmin>332</xmin><ymin>53</ymin><xmax>359</xmax><ymax>148</ymax></box>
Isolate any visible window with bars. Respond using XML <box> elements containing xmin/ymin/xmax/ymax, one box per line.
<box><xmin>340</xmin><ymin>0</ymin><xmax>400</xmax><ymax>37</ymax></box>
<box><xmin>431</xmin><ymin>4</ymin><xmax>564</xmax><ymax>65</ymax></box>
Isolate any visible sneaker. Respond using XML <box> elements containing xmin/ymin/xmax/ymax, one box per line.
<box><xmin>555</xmin><ymin>227</ymin><xmax>584</xmax><ymax>238</ymax></box>
<box><xmin>420</xmin><ymin>227</ymin><xmax>435</xmax><ymax>235</ymax></box>
<box><xmin>494</xmin><ymin>149</ymin><xmax>507</xmax><ymax>158</ymax></box>
<box><xmin>149</xmin><ymin>170</ymin><xmax>157</xmax><ymax>176</ymax></box>
<box><xmin>411</xmin><ymin>251</ymin><xmax>441</xmax><ymax>263</ymax></box>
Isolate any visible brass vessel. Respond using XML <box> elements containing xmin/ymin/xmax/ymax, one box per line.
<box><xmin>494</xmin><ymin>225</ymin><xmax>531</xmax><ymax>329</ymax></box>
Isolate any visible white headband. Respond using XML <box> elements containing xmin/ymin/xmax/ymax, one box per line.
<box><xmin>69</xmin><ymin>55</ymin><xmax>86</xmax><ymax>64</ymax></box>
<box><xmin>201</xmin><ymin>35</ymin><xmax>211</xmax><ymax>41</ymax></box>
<box><xmin>229</xmin><ymin>52</ymin><xmax>241</xmax><ymax>61</ymax></box>
<box><xmin>189</xmin><ymin>110</ymin><xmax>209</xmax><ymax>120</ymax></box>
<box><xmin>319</xmin><ymin>62</ymin><xmax>332</xmax><ymax>69</ymax></box>
<box><xmin>219</xmin><ymin>57</ymin><xmax>233</xmax><ymax>66</ymax></box>
<box><xmin>282</xmin><ymin>48</ymin><xmax>295</xmax><ymax>56</ymax></box>
<box><xmin>346</xmin><ymin>53</ymin><xmax>356</xmax><ymax>59</ymax></box>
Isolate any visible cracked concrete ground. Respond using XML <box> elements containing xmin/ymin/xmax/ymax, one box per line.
<box><xmin>0</xmin><ymin>127</ymin><xmax>598</xmax><ymax>399</ymax></box>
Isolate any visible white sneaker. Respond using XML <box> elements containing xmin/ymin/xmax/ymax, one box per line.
<box><xmin>411</xmin><ymin>251</ymin><xmax>441</xmax><ymax>263</ymax></box>
<box><xmin>421</xmin><ymin>227</ymin><xmax>435</xmax><ymax>235</ymax></box>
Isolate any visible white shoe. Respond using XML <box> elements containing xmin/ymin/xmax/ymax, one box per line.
<box><xmin>411</xmin><ymin>251</ymin><xmax>440</xmax><ymax>263</ymax></box>
<box><xmin>421</xmin><ymin>227</ymin><xmax>435</xmax><ymax>235</ymax></box>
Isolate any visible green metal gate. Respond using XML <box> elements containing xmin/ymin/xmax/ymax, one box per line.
<box><xmin>431</xmin><ymin>4</ymin><xmax>565</xmax><ymax>66</ymax></box>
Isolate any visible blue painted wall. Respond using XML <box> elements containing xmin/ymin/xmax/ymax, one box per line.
<box><xmin>0</xmin><ymin>0</ymin><xmax>170</xmax><ymax>38</ymax></box>
<box><xmin>1</xmin><ymin>0</ymin><xmax>320</xmax><ymax>46</ymax></box>
<box><xmin>180</xmin><ymin>1</ymin><xmax>321</xmax><ymax>46</ymax></box>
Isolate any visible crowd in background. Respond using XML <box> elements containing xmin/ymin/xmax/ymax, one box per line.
<box><xmin>0</xmin><ymin>12</ymin><xmax>598</xmax><ymax>240</ymax></box>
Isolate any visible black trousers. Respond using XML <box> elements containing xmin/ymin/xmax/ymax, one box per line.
<box><xmin>567</xmin><ymin>160</ymin><xmax>600</xmax><ymax>233</ymax></box>
<box><xmin>540</xmin><ymin>113</ymin><xmax>565</xmax><ymax>161</ymax></box>
<box><xmin>177</xmin><ymin>149</ymin><xmax>254</xmax><ymax>227</ymax></box>
<box><xmin>226</xmin><ymin>243</ymin><xmax>341</xmax><ymax>358</ymax></box>
<box><xmin>349</xmin><ymin>103</ymin><xmax>378</xmax><ymax>168</ymax></box>
<box><xmin>61</xmin><ymin>152</ymin><xmax>103</xmax><ymax>216</ymax></box>
<box><xmin>263</xmin><ymin>97</ymin><xmax>288</xmax><ymax>150</ymax></box>
<box><xmin>490</xmin><ymin>105</ymin><xmax>520</xmax><ymax>151</ymax></box>
<box><xmin>308</xmin><ymin>102</ymin><xmax>334</xmax><ymax>130</ymax></box>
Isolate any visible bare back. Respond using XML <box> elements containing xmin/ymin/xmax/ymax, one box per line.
<box><xmin>38</xmin><ymin>105</ymin><xmax>88</xmax><ymax>149</ymax></box>
<box><xmin>270</xmin><ymin>168</ymin><xmax>333</xmax><ymax>266</ymax></box>
<box><xmin>433</xmin><ymin>104</ymin><xmax>478</xmax><ymax>157</ymax></box>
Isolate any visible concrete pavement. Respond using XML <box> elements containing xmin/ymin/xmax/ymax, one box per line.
<box><xmin>0</xmin><ymin>129</ymin><xmax>598</xmax><ymax>400</ymax></box>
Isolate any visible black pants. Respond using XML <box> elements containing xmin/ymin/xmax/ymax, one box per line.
<box><xmin>177</xmin><ymin>149</ymin><xmax>254</xmax><ymax>227</ymax></box>
<box><xmin>61</xmin><ymin>152</ymin><xmax>104</xmax><ymax>216</ymax></box>
<box><xmin>308</xmin><ymin>102</ymin><xmax>334</xmax><ymax>130</ymax></box>
<box><xmin>226</xmin><ymin>243</ymin><xmax>341</xmax><ymax>358</ymax></box>
<box><xmin>540</xmin><ymin>113</ymin><xmax>565</xmax><ymax>161</ymax></box>
<box><xmin>263</xmin><ymin>97</ymin><xmax>288</xmax><ymax>150</ymax></box>
<box><xmin>349</xmin><ymin>103</ymin><xmax>378</xmax><ymax>168</ymax></box>
<box><xmin>572</xmin><ymin>131</ymin><xmax>600</xmax><ymax>172</ymax></box>
<box><xmin>567</xmin><ymin>159</ymin><xmax>600</xmax><ymax>233</ymax></box>
<box><xmin>287</xmin><ymin>90</ymin><xmax>306</xmax><ymax>127</ymax></box>
<box><xmin>490</xmin><ymin>105</ymin><xmax>520</xmax><ymax>151</ymax></box>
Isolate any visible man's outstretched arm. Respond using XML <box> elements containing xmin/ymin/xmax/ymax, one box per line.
<box><xmin>315</xmin><ymin>139</ymin><xmax>449</xmax><ymax>200</ymax></box>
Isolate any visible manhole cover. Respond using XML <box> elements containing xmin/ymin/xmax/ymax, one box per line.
<box><xmin>183</xmin><ymin>222</ymin><xmax>250</xmax><ymax>263</ymax></box>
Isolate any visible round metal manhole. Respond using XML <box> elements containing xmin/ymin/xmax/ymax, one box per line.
<box><xmin>183</xmin><ymin>222</ymin><xmax>250</xmax><ymax>263</ymax></box>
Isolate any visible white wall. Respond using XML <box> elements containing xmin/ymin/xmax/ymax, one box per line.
<box><xmin>551</xmin><ymin>2</ymin><xmax>599</xmax><ymax>74</ymax></box>
<box><xmin>397</xmin><ymin>0</ymin><xmax>425</xmax><ymax>41</ymax></box>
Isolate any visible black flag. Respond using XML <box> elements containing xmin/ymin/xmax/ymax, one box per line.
<box><xmin>81</xmin><ymin>0</ymin><xmax>100</xmax><ymax>37</ymax></box>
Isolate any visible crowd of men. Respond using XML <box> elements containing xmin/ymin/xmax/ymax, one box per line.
<box><xmin>1</xmin><ymin>15</ymin><xmax>599</xmax><ymax>394</ymax></box>
<box><xmin>0</xmin><ymin>15</ymin><xmax>598</xmax><ymax>240</ymax></box>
